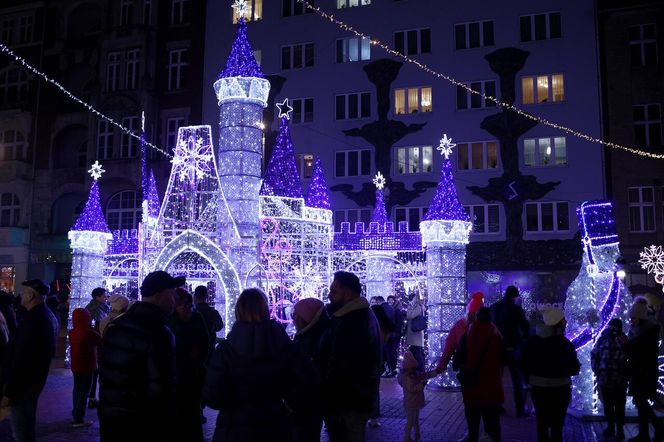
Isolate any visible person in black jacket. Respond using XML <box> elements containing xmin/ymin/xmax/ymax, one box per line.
<box><xmin>1</xmin><ymin>279</ymin><xmax>57</xmax><ymax>442</ymax></box>
<box><xmin>319</xmin><ymin>271</ymin><xmax>382</xmax><ymax>442</ymax></box>
<box><xmin>193</xmin><ymin>285</ymin><xmax>223</xmax><ymax>357</ymax></box>
<box><xmin>203</xmin><ymin>288</ymin><xmax>318</xmax><ymax>442</ymax></box>
<box><xmin>98</xmin><ymin>271</ymin><xmax>182</xmax><ymax>442</ymax></box>
<box><xmin>490</xmin><ymin>285</ymin><xmax>530</xmax><ymax>417</ymax></box>
<box><xmin>0</xmin><ymin>290</ymin><xmax>17</xmax><ymax>335</ymax></box>
<box><xmin>622</xmin><ymin>299</ymin><xmax>664</xmax><ymax>442</ymax></box>
<box><xmin>386</xmin><ymin>295</ymin><xmax>402</xmax><ymax>377</ymax></box>
<box><xmin>521</xmin><ymin>307</ymin><xmax>580</xmax><ymax>442</ymax></box>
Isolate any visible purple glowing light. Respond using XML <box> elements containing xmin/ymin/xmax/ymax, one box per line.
<box><xmin>218</xmin><ymin>18</ymin><xmax>264</xmax><ymax>79</ymax></box>
<box><xmin>72</xmin><ymin>180</ymin><xmax>110</xmax><ymax>233</ymax></box>
<box><xmin>370</xmin><ymin>188</ymin><xmax>389</xmax><ymax>224</ymax></box>
<box><xmin>422</xmin><ymin>158</ymin><xmax>470</xmax><ymax>222</ymax></box>
<box><xmin>107</xmin><ymin>229</ymin><xmax>140</xmax><ymax>255</ymax></box>
<box><xmin>146</xmin><ymin>169</ymin><xmax>160</xmax><ymax>218</ymax></box>
<box><xmin>333</xmin><ymin>221</ymin><xmax>422</xmax><ymax>251</ymax></box>
<box><xmin>305</xmin><ymin>157</ymin><xmax>331</xmax><ymax>210</ymax></box>
<box><xmin>260</xmin><ymin>117</ymin><xmax>304</xmax><ymax>198</ymax></box>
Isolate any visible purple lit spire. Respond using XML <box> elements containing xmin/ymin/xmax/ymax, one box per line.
<box><xmin>146</xmin><ymin>169</ymin><xmax>160</xmax><ymax>218</ymax></box>
<box><xmin>305</xmin><ymin>157</ymin><xmax>331</xmax><ymax>209</ymax></box>
<box><xmin>260</xmin><ymin>117</ymin><xmax>304</xmax><ymax>198</ymax></box>
<box><xmin>218</xmin><ymin>18</ymin><xmax>264</xmax><ymax>79</ymax></box>
<box><xmin>422</xmin><ymin>158</ymin><xmax>470</xmax><ymax>222</ymax></box>
<box><xmin>371</xmin><ymin>189</ymin><xmax>388</xmax><ymax>224</ymax></box>
<box><xmin>72</xmin><ymin>180</ymin><xmax>111</xmax><ymax>233</ymax></box>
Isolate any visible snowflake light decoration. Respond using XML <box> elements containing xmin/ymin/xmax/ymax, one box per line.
<box><xmin>88</xmin><ymin>160</ymin><xmax>105</xmax><ymax>180</ymax></box>
<box><xmin>372</xmin><ymin>171</ymin><xmax>386</xmax><ymax>190</ymax></box>
<box><xmin>172</xmin><ymin>135</ymin><xmax>213</xmax><ymax>185</ymax></box>
<box><xmin>640</xmin><ymin>245</ymin><xmax>664</xmax><ymax>285</ymax></box>
<box><xmin>276</xmin><ymin>98</ymin><xmax>293</xmax><ymax>120</ymax></box>
<box><xmin>437</xmin><ymin>134</ymin><xmax>456</xmax><ymax>159</ymax></box>
<box><xmin>232</xmin><ymin>0</ymin><xmax>248</xmax><ymax>17</ymax></box>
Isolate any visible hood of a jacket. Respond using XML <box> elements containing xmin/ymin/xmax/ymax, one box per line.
<box><xmin>333</xmin><ymin>296</ymin><xmax>369</xmax><ymax>318</ymax></box>
<box><xmin>72</xmin><ymin>307</ymin><xmax>92</xmax><ymax>329</ymax></box>
<box><xmin>227</xmin><ymin>319</ymin><xmax>290</xmax><ymax>362</ymax></box>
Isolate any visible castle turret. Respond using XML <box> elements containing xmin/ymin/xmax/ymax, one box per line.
<box><xmin>419</xmin><ymin>135</ymin><xmax>472</xmax><ymax>388</ymax></box>
<box><xmin>214</xmin><ymin>11</ymin><xmax>270</xmax><ymax>288</ymax></box>
<box><xmin>365</xmin><ymin>172</ymin><xmax>394</xmax><ymax>300</ymax></box>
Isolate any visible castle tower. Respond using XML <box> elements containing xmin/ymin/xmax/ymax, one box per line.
<box><xmin>419</xmin><ymin>135</ymin><xmax>472</xmax><ymax>388</ymax></box>
<box><xmin>214</xmin><ymin>7</ymin><xmax>270</xmax><ymax>287</ymax></box>
<box><xmin>68</xmin><ymin>161</ymin><xmax>112</xmax><ymax>312</ymax></box>
<box><xmin>366</xmin><ymin>172</ymin><xmax>394</xmax><ymax>300</ymax></box>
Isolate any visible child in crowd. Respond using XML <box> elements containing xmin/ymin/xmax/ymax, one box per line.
<box><xmin>398</xmin><ymin>350</ymin><xmax>437</xmax><ymax>442</ymax></box>
<box><xmin>68</xmin><ymin>308</ymin><xmax>102</xmax><ymax>427</ymax></box>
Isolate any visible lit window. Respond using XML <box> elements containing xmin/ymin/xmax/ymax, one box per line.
<box><xmin>296</xmin><ymin>153</ymin><xmax>315</xmax><ymax>178</ymax></box>
<box><xmin>106</xmin><ymin>191</ymin><xmax>142</xmax><ymax>231</ymax></box>
<box><xmin>395</xmin><ymin>28</ymin><xmax>431</xmax><ymax>55</ymax></box>
<box><xmin>520</xmin><ymin>12</ymin><xmax>561</xmax><ymax>42</ymax></box>
<box><xmin>337</xmin><ymin>0</ymin><xmax>371</xmax><ymax>8</ymax></box>
<box><xmin>167</xmin><ymin>49</ymin><xmax>188</xmax><ymax>90</ymax></box>
<box><xmin>291</xmin><ymin>98</ymin><xmax>314</xmax><ymax>124</ymax></box>
<box><xmin>523</xmin><ymin>137</ymin><xmax>566</xmax><ymax>167</ymax></box>
<box><xmin>521</xmin><ymin>74</ymin><xmax>564</xmax><ymax>104</ymax></box>
<box><xmin>233</xmin><ymin>0</ymin><xmax>263</xmax><ymax>22</ymax></box>
<box><xmin>456</xmin><ymin>80</ymin><xmax>497</xmax><ymax>109</ymax></box>
<box><xmin>335</xmin><ymin>92</ymin><xmax>371</xmax><ymax>120</ymax></box>
<box><xmin>455</xmin><ymin>20</ymin><xmax>494</xmax><ymax>49</ymax></box>
<box><xmin>629</xmin><ymin>24</ymin><xmax>657</xmax><ymax>67</ymax></box>
<box><xmin>628</xmin><ymin>187</ymin><xmax>656</xmax><ymax>232</ymax></box>
<box><xmin>335</xmin><ymin>150</ymin><xmax>371</xmax><ymax>177</ymax></box>
<box><xmin>0</xmin><ymin>130</ymin><xmax>26</xmax><ymax>162</ymax></box>
<box><xmin>457</xmin><ymin>141</ymin><xmax>499</xmax><ymax>170</ymax></box>
<box><xmin>336</xmin><ymin>37</ymin><xmax>371</xmax><ymax>63</ymax></box>
<box><xmin>394</xmin><ymin>87</ymin><xmax>432</xmax><ymax>114</ymax></box>
<box><xmin>525</xmin><ymin>201</ymin><xmax>569</xmax><ymax>232</ymax></box>
<box><xmin>97</xmin><ymin>120</ymin><xmax>114</xmax><ymax>160</ymax></box>
<box><xmin>0</xmin><ymin>193</ymin><xmax>20</xmax><ymax>227</ymax></box>
<box><xmin>395</xmin><ymin>146</ymin><xmax>433</xmax><ymax>174</ymax></box>
<box><xmin>464</xmin><ymin>205</ymin><xmax>500</xmax><ymax>234</ymax></box>
<box><xmin>281</xmin><ymin>43</ymin><xmax>314</xmax><ymax>70</ymax></box>
<box><xmin>633</xmin><ymin>104</ymin><xmax>662</xmax><ymax>147</ymax></box>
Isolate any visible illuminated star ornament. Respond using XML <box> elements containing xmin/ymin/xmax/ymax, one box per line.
<box><xmin>276</xmin><ymin>98</ymin><xmax>293</xmax><ymax>120</ymax></box>
<box><xmin>437</xmin><ymin>134</ymin><xmax>457</xmax><ymax>159</ymax></box>
<box><xmin>232</xmin><ymin>0</ymin><xmax>248</xmax><ymax>18</ymax></box>
<box><xmin>172</xmin><ymin>135</ymin><xmax>213</xmax><ymax>185</ymax></box>
<box><xmin>639</xmin><ymin>245</ymin><xmax>664</xmax><ymax>285</ymax></box>
<box><xmin>372</xmin><ymin>171</ymin><xmax>386</xmax><ymax>190</ymax></box>
<box><xmin>88</xmin><ymin>160</ymin><xmax>105</xmax><ymax>180</ymax></box>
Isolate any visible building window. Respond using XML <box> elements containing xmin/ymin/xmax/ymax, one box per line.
<box><xmin>1</xmin><ymin>19</ymin><xmax>13</xmax><ymax>46</ymax></box>
<box><xmin>143</xmin><ymin>0</ymin><xmax>153</xmax><ymax>25</ymax></box>
<box><xmin>291</xmin><ymin>98</ymin><xmax>314</xmax><ymax>124</ymax></box>
<box><xmin>296</xmin><ymin>153</ymin><xmax>314</xmax><ymax>179</ymax></box>
<box><xmin>394</xmin><ymin>87</ymin><xmax>432</xmax><ymax>114</ymax></box>
<box><xmin>0</xmin><ymin>130</ymin><xmax>26</xmax><ymax>162</ymax></box>
<box><xmin>171</xmin><ymin>0</ymin><xmax>191</xmax><ymax>24</ymax></box>
<box><xmin>166</xmin><ymin>117</ymin><xmax>186</xmax><ymax>152</ymax></box>
<box><xmin>282</xmin><ymin>0</ymin><xmax>313</xmax><ymax>16</ymax></box>
<box><xmin>106</xmin><ymin>191</ymin><xmax>142</xmax><ymax>231</ymax></box>
<box><xmin>629</xmin><ymin>24</ymin><xmax>657</xmax><ymax>67</ymax></box>
<box><xmin>0</xmin><ymin>68</ymin><xmax>29</xmax><ymax>103</ymax></box>
<box><xmin>395</xmin><ymin>146</ymin><xmax>433</xmax><ymax>174</ymax></box>
<box><xmin>523</xmin><ymin>137</ymin><xmax>567</xmax><ymax>167</ymax></box>
<box><xmin>336</xmin><ymin>37</ymin><xmax>370</xmax><ymax>63</ymax></box>
<box><xmin>281</xmin><ymin>43</ymin><xmax>314</xmax><ymax>70</ymax></box>
<box><xmin>464</xmin><ymin>204</ymin><xmax>500</xmax><ymax>234</ymax></box>
<box><xmin>394</xmin><ymin>28</ymin><xmax>431</xmax><ymax>55</ymax></box>
<box><xmin>337</xmin><ymin>0</ymin><xmax>370</xmax><ymax>8</ymax></box>
<box><xmin>97</xmin><ymin>120</ymin><xmax>114</xmax><ymax>160</ymax></box>
<box><xmin>335</xmin><ymin>92</ymin><xmax>370</xmax><ymax>120</ymax></box>
<box><xmin>335</xmin><ymin>149</ymin><xmax>371</xmax><ymax>177</ymax></box>
<box><xmin>168</xmin><ymin>49</ymin><xmax>187</xmax><ymax>90</ymax></box>
<box><xmin>628</xmin><ymin>187</ymin><xmax>656</xmax><ymax>232</ymax></box>
<box><xmin>0</xmin><ymin>193</ymin><xmax>20</xmax><ymax>227</ymax></box>
<box><xmin>395</xmin><ymin>207</ymin><xmax>427</xmax><ymax>231</ymax></box>
<box><xmin>125</xmin><ymin>49</ymin><xmax>141</xmax><ymax>89</ymax></box>
<box><xmin>456</xmin><ymin>80</ymin><xmax>497</xmax><ymax>110</ymax></box>
<box><xmin>520</xmin><ymin>12</ymin><xmax>562</xmax><ymax>42</ymax></box>
<box><xmin>525</xmin><ymin>201</ymin><xmax>569</xmax><ymax>232</ymax></box>
<box><xmin>521</xmin><ymin>74</ymin><xmax>564</xmax><ymax>104</ymax></box>
<box><xmin>455</xmin><ymin>20</ymin><xmax>494</xmax><ymax>50</ymax></box>
<box><xmin>17</xmin><ymin>15</ymin><xmax>33</xmax><ymax>44</ymax></box>
<box><xmin>334</xmin><ymin>208</ymin><xmax>371</xmax><ymax>231</ymax></box>
<box><xmin>106</xmin><ymin>52</ymin><xmax>120</xmax><ymax>92</ymax></box>
<box><xmin>233</xmin><ymin>0</ymin><xmax>262</xmax><ymax>22</ymax></box>
<box><xmin>120</xmin><ymin>116</ymin><xmax>139</xmax><ymax>158</ymax></box>
<box><xmin>457</xmin><ymin>141</ymin><xmax>499</xmax><ymax>170</ymax></box>
<box><xmin>120</xmin><ymin>0</ymin><xmax>133</xmax><ymax>26</ymax></box>
<box><xmin>633</xmin><ymin>104</ymin><xmax>662</xmax><ymax>147</ymax></box>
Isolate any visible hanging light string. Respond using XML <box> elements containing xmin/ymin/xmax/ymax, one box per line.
<box><xmin>294</xmin><ymin>0</ymin><xmax>664</xmax><ymax>160</ymax></box>
<box><xmin>0</xmin><ymin>43</ymin><xmax>173</xmax><ymax>159</ymax></box>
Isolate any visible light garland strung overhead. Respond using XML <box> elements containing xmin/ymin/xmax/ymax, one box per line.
<box><xmin>293</xmin><ymin>0</ymin><xmax>664</xmax><ymax>160</ymax></box>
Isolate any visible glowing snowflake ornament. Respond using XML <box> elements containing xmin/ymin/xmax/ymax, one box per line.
<box><xmin>640</xmin><ymin>245</ymin><xmax>664</xmax><ymax>285</ymax></box>
<box><xmin>172</xmin><ymin>135</ymin><xmax>213</xmax><ymax>185</ymax></box>
<box><xmin>372</xmin><ymin>171</ymin><xmax>386</xmax><ymax>190</ymax></box>
<box><xmin>437</xmin><ymin>134</ymin><xmax>456</xmax><ymax>159</ymax></box>
<box><xmin>88</xmin><ymin>160</ymin><xmax>105</xmax><ymax>180</ymax></box>
<box><xmin>232</xmin><ymin>0</ymin><xmax>248</xmax><ymax>17</ymax></box>
<box><xmin>276</xmin><ymin>98</ymin><xmax>293</xmax><ymax>120</ymax></box>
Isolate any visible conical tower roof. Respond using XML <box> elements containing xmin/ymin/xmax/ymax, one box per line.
<box><xmin>72</xmin><ymin>180</ymin><xmax>111</xmax><ymax>233</ymax></box>
<box><xmin>371</xmin><ymin>189</ymin><xmax>388</xmax><ymax>224</ymax></box>
<box><xmin>146</xmin><ymin>169</ymin><xmax>160</xmax><ymax>218</ymax></box>
<box><xmin>422</xmin><ymin>157</ymin><xmax>470</xmax><ymax>222</ymax></box>
<box><xmin>305</xmin><ymin>157</ymin><xmax>331</xmax><ymax>209</ymax></box>
<box><xmin>218</xmin><ymin>18</ymin><xmax>264</xmax><ymax>79</ymax></box>
<box><xmin>260</xmin><ymin>116</ymin><xmax>304</xmax><ymax>198</ymax></box>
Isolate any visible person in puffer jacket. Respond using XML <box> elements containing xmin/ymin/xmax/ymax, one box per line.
<box><xmin>68</xmin><ymin>308</ymin><xmax>102</xmax><ymax>427</ymax></box>
<box><xmin>591</xmin><ymin>318</ymin><xmax>627</xmax><ymax>439</ymax></box>
<box><xmin>521</xmin><ymin>307</ymin><xmax>580</xmax><ymax>442</ymax></box>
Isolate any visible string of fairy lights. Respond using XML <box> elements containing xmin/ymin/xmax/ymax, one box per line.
<box><xmin>293</xmin><ymin>0</ymin><xmax>664</xmax><ymax>160</ymax></box>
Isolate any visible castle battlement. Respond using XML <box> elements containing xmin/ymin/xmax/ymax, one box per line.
<box><xmin>333</xmin><ymin>221</ymin><xmax>422</xmax><ymax>251</ymax></box>
<box><xmin>107</xmin><ymin>229</ymin><xmax>139</xmax><ymax>255</ymax></box>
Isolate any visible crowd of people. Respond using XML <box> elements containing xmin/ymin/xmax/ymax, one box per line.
<box><xmin>0</xmin><ymin>273</ymin><xmax>661</xmax><ymax>442</ymax></box>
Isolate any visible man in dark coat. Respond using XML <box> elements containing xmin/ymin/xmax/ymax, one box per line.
<box><xmin>319</xmin><ymin>271</ymin><xmax>382</xmax><ymax>442</ymax></box>
<box><xmin>98</xmin><ymin>271</ymin><xmax>182</xmax><ymax>442</ymax></box>
<box><xmin>386</xmin><ymin>295</ymin><xmax>403</xmax><ymax>377</ymax></box>
<box><xmin>193</xmin><ymin>285</ymin><xmax>223</xmax><ymax>357</ymax></box>
<box><xmin>1</xmin><ymin>279</ymin><xmax>57</xmax><ymax>442</ymax></box>
<box><xmin>490</xmin><ymin>285</ymin><xmax>530</xmax><ymax>417</ymax></box>
<box><xmin>0</xmin><ymin>290</ymin><xmax>16</xmax><ymax>333</ymax></box>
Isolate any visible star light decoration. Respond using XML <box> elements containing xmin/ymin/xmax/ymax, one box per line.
<box><xmin>276</xmin><ymin>98</ymin><xmax>293</xmax><ymax>120</ymax></box>
<box><xmin>88</xmin><ymin>160</ymin><xmax>105</xmax><ymax>180</ymax></box>
<box><xmin>172</xmin><ymin>135</ymin><xmax>213</xmax><ymax>185</ymax></box>
<box><xmin>639</xmin><ymin>245</ymin><xmax>664</xmax><ymax>285</ymax></box>
<box><xmin>232</xmin><ymin>0</ymin><xmax>248</xmax><ymax>18</ymax></box>
<box><xmin>372</xmin><ymin>171</ymin><xmax>386</xmax><ymax>190</ymax></box>
<box><xmin>437</xmin><ymin>134</ymin><xmax>456</xmax><ymax>159</ymax></box>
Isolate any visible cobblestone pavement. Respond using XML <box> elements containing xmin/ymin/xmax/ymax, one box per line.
<box><xmin>0</xmin><ymin>367</ymin><xmax>651</xmax><ymax>441</ymax></box>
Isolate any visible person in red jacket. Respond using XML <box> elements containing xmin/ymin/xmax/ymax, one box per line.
<box><xmin>68</xmin><ymin>308</ymin><xmax>102</xmax><ymax>427</ymax></box>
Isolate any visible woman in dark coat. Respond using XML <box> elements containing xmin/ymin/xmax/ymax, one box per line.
<box><xmin>204</xmin><ymin>288</ymin><xmax>318</xmax><ymax>442</ymax></box>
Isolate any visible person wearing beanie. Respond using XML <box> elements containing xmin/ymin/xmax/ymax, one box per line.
<box><xmin>623</xmin><ymin>298</ymin><xmax>664</xmax><ymax>442</ymax></box>
<box><xmin>521</xmin><ymin>307</ymin><xmax>580</xmax><ymax>442</ymax></box>
<box><xmin>435</xmin><ymin>291</ymin><xmax>484</xmax><ymax>374</ymax></box>
<box><xmin>398</xmin><ymin>351</ymin><xmax>437</xmax><ymax>442</ymax></box>
<box><xmin>591</xmin><ymin>318</ymin><xmax>628</xmax><ymax>439</ymax></box>
<box><xmin>98</xmin><ymin>294</ymin><xmax>129</xmax><ymax>336</ymax></box>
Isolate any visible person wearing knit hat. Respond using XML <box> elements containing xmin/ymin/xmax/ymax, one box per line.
<box><xmin>398</xmin><ymin>351</ymin><xmax>437</xmax><ymax>442</ymax></box>
<box><xmin>292</xmin><ymin>297</ymin><xmax>325</xmax><ymax>333</ymax></box>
